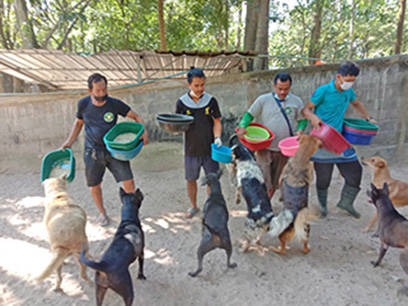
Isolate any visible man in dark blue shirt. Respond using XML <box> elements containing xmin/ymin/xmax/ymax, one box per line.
<box><xmin>61</xmin><ymin>73</ymin><xmax>148</xmax><ymax>226</ymax></box>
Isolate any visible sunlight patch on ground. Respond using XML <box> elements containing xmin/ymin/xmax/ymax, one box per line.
<box><xmin>152</xmin><ymin>218</ymin><xmax>169</xmax><ymax>229</ymax></box>
<box><xmin>86</xmin><ymin>222</ymin><xmax>116</xmax><ymax>242</ymax></box>
<box><xmin>144</xmin><ymin>248</ymin><xmax>156</xmax><ymax>259</ymax></box>
<box><xmin>16</xmin><ymin>196</ymin><xmax>44</xmax><ymax>208</ymax></box>
<box><xmin>152</xmin><ymin>248</ymin><xmax>175</xmax><ymax>265</ymax></box>
<box><xmin>0</xmin><ymin>238</ymin><xmax>51</xmax><ymax>277</ymax></box>
<box><xmin>140</xmin><ymin>222</ymin><xmax>156</xmax><ymax>234</ymax></box>
<box><xmin>229</xmin><ymin>209</ymin><xmax>247</xmax><ymax>217</ymax></box>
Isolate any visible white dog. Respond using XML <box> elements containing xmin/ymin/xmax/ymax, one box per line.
<box><xmin>36</xmin><ymin>177</ymin><xmax>89</xmax><ymax>291</ymax></box>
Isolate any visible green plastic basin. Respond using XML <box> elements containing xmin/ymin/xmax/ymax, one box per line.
<box><xmin>41</xmin><ymin>148</ymin><xmax>75</xmax><ymax>182</ymax></box>
<box><xmin>244</xmin><ymin>126</ymin><xmax>270</xmax><ymax>142</ymax></box>
<box><xmin>104</xmin><ymin>122</ymin><xmax>144</xmax><ymax>150</ymax></box>
<box><xmin>343</xmin><ymin>118</ymin><xmax>378</xmax><ymax>131</ymax></box>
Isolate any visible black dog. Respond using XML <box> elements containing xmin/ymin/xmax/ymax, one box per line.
<box><xmin>80</xmin><ymin>188</ymin><xmax>146</xmax><ymax>306</ymax></box>
<box><xmin>189</xmin><ymin>170</ymin><xmax>237</xmax><ymax>277</ymax></box>
<box><xmin>229</xmin><ymin>137</ymin><xmax>274</xmax><ymax>228</ymax></box>
<box><xmin>368</xmin><ymin>183</ymin><xmax>408</xmax><ymax>275</ymax></box>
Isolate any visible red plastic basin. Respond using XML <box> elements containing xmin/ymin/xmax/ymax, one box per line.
<box><xmin>278</xmin><ymin>136</ymin><xmax>299</xmax><ymax>157</ymax></box>
<box><xmin>310</xmin><ymin>123</ymin><xmax>351</xmax><ymax>154</ymax></box>
<box><xmin>236</xmin><ymin>122</ymin><xmax>275</xmax><ymax>151</ymax></box>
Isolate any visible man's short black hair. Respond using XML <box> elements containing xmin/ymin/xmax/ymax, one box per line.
<box><xmin>338</xmin><ymin>61</ymin><xmax>360</xmax><ymax>77</ymax></box>
<box><xmin>88</xmin><ymin>73</ymin><xmax>108</xmax><ymax>89</ymax></box>
<box><xmin>274</xmin><ymin>72</ymin><xmax>292</xmax><ymax>85</ymax></box>
<box><xmin>187</xmin><ymin>67</ymin><xmax>206</xmax><ymax>84</ymax></box>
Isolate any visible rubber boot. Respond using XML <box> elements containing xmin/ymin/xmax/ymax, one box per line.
<box><xmin>316</xmin><ymin>188</ymin><xmax>328</xmax><ymax>218</ymax></box>
<box><xmin>337</xmin><ymin>185</ymin><xmax>361</xmax><ymax>218</ymax></box>
<box><xmin>268</xmin><ymin>210</ymin><xmax>294</xmax><ymax>239</ymax></box>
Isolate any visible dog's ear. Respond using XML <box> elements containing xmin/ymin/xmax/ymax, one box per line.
<box><xmin>59</xmin><ymin>173</ymin><xmax>68</xmax><ymax>181</ymax></box>
<box><xmin>135</xmin><ymin>188</ymin><xmax>144</xmax><ymax>202</ymax></box>
<box><xmin>119</xmin><ymin>187</ymin><xmax>126</xmax><ymax>198</ymax></box>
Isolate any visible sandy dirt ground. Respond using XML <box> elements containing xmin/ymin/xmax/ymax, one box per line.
<box><xmin>1</xmin><ymin>142</ymin><xmax>408</xmax><ymax>306</ymax></box>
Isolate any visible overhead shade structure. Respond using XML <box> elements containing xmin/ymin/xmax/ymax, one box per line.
<box><xmin>0</xmin><ymin>49</ymin><xmax>256</xmax><ymax>91</ymax></box>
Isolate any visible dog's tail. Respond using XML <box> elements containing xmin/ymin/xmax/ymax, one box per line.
<box><xmin>79</xmin><ymin>247</ymin><xmax>109</xmax><ymax>272</ymax></box>
<box><xmin>294</xmin><ymin>207</ymin><xmax>320</xmax><ymax>242</ymax></box>
<box><xmin>36</xmin><ymin>247</ymin><xmax>70</xmax><ymax>281</ymax></box>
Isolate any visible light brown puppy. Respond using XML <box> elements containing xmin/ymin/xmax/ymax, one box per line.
<box><xmin>36</xmin><ymin>177</ymin><xmax>89</xmax><ymax>291</ymax></box>
<box><xmin>270</xmin><ymin>135</ymin><xmax>322</xmax><ymax>255</ymax></box>
<box><xmin>362</xmin><ymin>156</ymin><xmax>408</xmax><ymax>232</ymax></box>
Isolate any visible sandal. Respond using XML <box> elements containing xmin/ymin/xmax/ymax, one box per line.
<box><xmin>186</xmin><ymin>207</ymin><xmax>200</xmax><ymax>219</ymax></box>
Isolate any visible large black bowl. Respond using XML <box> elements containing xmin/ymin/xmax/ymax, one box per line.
<box><xmin>156</xmin><ymin>113</ymin><xmax>194</xmax><ymax>134</ymax></box>
<box><xmin>157</xmin><ymin>113</ymin><xmax>194</xmax><ymax>123</ymax></box>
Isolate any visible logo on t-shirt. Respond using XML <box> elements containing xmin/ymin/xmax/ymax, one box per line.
<box><xmin>104</xmin><ymin>112</ymin><xmax>114</xmax><ymax>122</ymax></box>
<box><xmin>284</xmin><ymin>107</ymin><xmax>293</xmax><ymax>115</ymax></box>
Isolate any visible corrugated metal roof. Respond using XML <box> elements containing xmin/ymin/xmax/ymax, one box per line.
<box><xmin>0</xmin><ymin>49</ymin><xmax>255</xmax><ymax>90</ymax></box>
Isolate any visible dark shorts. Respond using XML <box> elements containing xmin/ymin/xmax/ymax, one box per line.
<box><xmin>84</xmin><ymin>148</ymin><xmax>133</xmax><ymax>187</ymax></box>
<box><xmin>255</xmin><ymin>149</ymin><xmax>288</xmax><ymax>191</ymax></box>
<box><xmin>184</xmin><ymin>155</ymin><xmax>219</xmax><ymax>181</ymax></box>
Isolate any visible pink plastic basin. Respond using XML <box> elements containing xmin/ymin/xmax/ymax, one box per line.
<box><xmin>278</xmin><ymin>136</ymin><xmax>299</xmax><ymax>157</ymax></box>
<box><xmin>310</xmin><ymin>123</ymin><xmax>351</xmax><ymax>154</ymax></box>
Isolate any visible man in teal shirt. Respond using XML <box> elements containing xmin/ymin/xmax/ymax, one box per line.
<box><xmin>302</xmin><ymin>61</ymin><xmax>377</xmax><ymax>218</ymax></box>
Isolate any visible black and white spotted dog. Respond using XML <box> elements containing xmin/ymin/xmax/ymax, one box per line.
<box><xmin>228</xmin><ymin>136</ymin><xmax>274</xmax><ymax>229</ymax></box>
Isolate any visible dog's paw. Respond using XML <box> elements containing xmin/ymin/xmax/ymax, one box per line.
<box><xmin>138</xmin><ymin>274</ymin><xmax>146</xmax><ymax>280</ymax></box>
<box><xmin>228</xmin><ymin>262</ymin><xmax>237</xmax><ymax>269</ymax></box>
<box><xmin>371</xmin><ymin>260</ymin><xmax>379</xmax><ymax>267</ymax></box>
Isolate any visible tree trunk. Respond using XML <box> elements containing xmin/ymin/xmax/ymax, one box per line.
<box><xmin>348</xmin><ymin>0</ymin><xmax>356</xmax><ymax>59</ymax></box>
<box><xmin>308</xmin><ymin>0</ymin><xmax>324</xmax><ymax>64</ymax></box>
<box><xmin>395</xmin><ymin>0</ymin><xmax>406</xmax><ymax>54</ymax></box>
<box><xmin>236</xmin><ymin>2</ymin><xmax>243</xmax><ymax>50</ymax></box>
<box><xmin>253</xmin><ymin>0</ymin><xmax>269</xmax><ymax>71</ymax></box>
<box><xmin>244</xmin><ymin>0</ymin><xmax>258</xmax><ymax>52</ymax></box>
<box><xmin>158</xmin><ymin>0</ymin><xmax>166</xmax><ymax>51</ymax></box>
<box><xmin>14</xmin><ymin>0</ymin><xmax>38</xmax><ymax>48</ymax></box>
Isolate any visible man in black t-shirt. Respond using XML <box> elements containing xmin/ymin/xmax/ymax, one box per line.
<box><xmin>176</xmin><ymin>68</ymin><xmax>222</xmax><ymax>218</ymax></box>
<box><xmin>61</xmin><ymin>73</ymin><xmax>148</xmax><ymax>226</ymax></box>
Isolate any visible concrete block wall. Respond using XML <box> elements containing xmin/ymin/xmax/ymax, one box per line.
<box><xmin>1</xmin><ymin>56</ymin><xmax>407</xmax><ymax>172</ymax></box>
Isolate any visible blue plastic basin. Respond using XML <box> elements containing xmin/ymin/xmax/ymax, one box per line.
<box><xmin>106</xmin><ymin>140</ymin><xmax>144</xmax><ymax>161</ymax></box>
<box><xmin>342</xmin><ymin>129</ymin><xmax>375</xmax><ymax>145</ymax></box>
<box><xmin>211</xmin><ymin>143</ymin><xmax>232</xmax><ymax>163</ymax></box>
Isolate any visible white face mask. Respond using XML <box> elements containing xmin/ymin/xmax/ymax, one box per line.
<box><xmin>340</xmin><ymin>81</ymin><xmax>354</xmax><ymax>90</ymax></box>
<box><xmin>190</xmin><ymin>90</ymin><xmax>200</xmax><ymax>98</ymax></box>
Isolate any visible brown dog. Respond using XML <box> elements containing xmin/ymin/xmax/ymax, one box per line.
<box><xmin>268</xmin><ymin>135</ymin><xmax>322</xmax><ymax>254</ymax></box>
<box><xmin>368</xmin><ymin>183</ymin><xmax>408</xmax><ymax>275</ymax></box>
<box><xmin>362</xmin><ymin>156</ymin><xmax>408</xmax><ymax>232</ymax></box>
<box><xmin>36</xmin><ymin>177</ymin><xmax>89</xmax><ymax>291</ymax></box>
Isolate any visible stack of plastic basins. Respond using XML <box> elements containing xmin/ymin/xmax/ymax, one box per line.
<box><xmin>103</xmin><ymin>122</ymin><xmax>145</xmax><ymax>161</ymax></box>
<box><xmin>342</xmin><ymin>118</ymin><xmax>379</xmax><ymax>145</ymax></box>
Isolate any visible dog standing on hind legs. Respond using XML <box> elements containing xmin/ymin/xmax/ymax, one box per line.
<box><xmin>367</xmin><ymin>183</ymin><xmax>408</xmax><ymax>275</ymax></box>
<box><xmin>189</xmin><ymin>170</ymin><xmax>237</xmax><ymax>277</ymax></box>
<box><xmin>36</xmin><ymin>177</ymin><xmax>90</xmax><ymax>291</ymax></box>
<box><xmin>80</xmin><ymin>188</ymin><xmax>146</xmax><ymax>306</ymax></box>
<box><xmin>267</xmin><ymin>135</ymin><xmax>322</xmax><ymax>255</ymax></box>
<box><xmin>362</xmin><ymin>156</ymin><xmax>408</xmax><ymax>232</ymax></box>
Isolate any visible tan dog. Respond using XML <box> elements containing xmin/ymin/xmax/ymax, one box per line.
<box><xmin>36</xmin><ymin>177</ymin><xmax>89</xmax><ymax>291</ymax></box>
<box><xmin>362</xmin><ymin>156</ymin><xmax>408</xmax><ymax>232</ymax></box>
<box><xmin>268</xmin><ymin>135</ymin><xmax>322</xmax><ymax>254</ymax></box>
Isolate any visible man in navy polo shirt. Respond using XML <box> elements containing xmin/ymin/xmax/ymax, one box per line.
<box><xmin>61</xmin><ymin>73</ymin><xmax>148</xmax><ymax>226</ymax></box>
<box><xmin>176</xmin><ymin>68</ymin><xmax>222</xmax><ymax>218</ymax></box>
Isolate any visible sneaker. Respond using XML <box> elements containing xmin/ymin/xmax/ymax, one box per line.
<box><xmin>97</xmin><ymin>214</ymin><xmax>110</xmax><ymax>227</ymax></box>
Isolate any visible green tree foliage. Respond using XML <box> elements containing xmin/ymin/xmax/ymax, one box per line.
<box><xmin>269</xmin><ymin>0</ymin><xmax>400</xmax><ymax>67</ymax></box>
